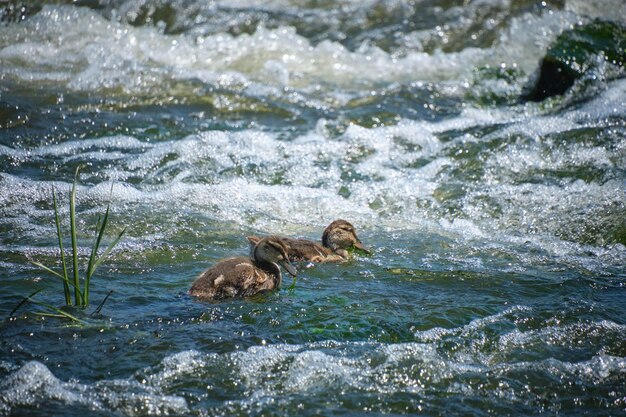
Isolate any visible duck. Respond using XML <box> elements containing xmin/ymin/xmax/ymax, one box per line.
<box><xmin>190</xmin><ymin>235</ymin><xmax>297</xmax><ymax>300</ymax></box>
<box><xmin>248</xmin><ymin>219</ymin><xmax>370</xmax><ymax>263</ymax></box>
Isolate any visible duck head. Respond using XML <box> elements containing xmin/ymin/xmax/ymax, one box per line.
<box><xmin>247</xmin><ymin>235</ymin><xmax>297</xmax><ymax>277</ymax></box>
<box><xmin>321</xmin><ymin>219</ymin><xmax>370</xmax><ymax>257</ymax></box>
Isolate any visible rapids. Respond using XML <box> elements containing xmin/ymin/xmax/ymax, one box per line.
<box><xmin>0</xmin><ymin>1</ymin><xmax>624</xmax><ymax>416</ymax></box>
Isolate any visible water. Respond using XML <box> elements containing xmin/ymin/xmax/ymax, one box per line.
<box><xmin>0</xmin><ymin>0</ymin><xmax>625</xmax><ymax>415</ymax></box>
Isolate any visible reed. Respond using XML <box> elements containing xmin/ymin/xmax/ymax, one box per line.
<box><xmin>14</xmin><ymin>167</ymin><xmax>126</xmax><ymax>321</ymax></box>
<box><xmin>287</xmin><ymin>276</ymin><xmax>297</xmax><ymax>293</ymax></box>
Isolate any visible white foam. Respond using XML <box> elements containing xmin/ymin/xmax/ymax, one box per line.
<box><xmin>0</xmin><ymin>3</ymin><xmax>623</xmax><ymax>274</ymax></box>
<box><xmin>415</xmin><ymin>305</ymin><xmax>533</xmax><ymax>342</ymax></box>
<box><xmin>0</xmin><ymin>136</ymin><xmax>146</xmax><ymax>164</ymax></box>
<box><xmin>0</xmin><ymin>361</ymin><xmax>81</xmax><ymax>412</ymax></box>
<box><xmin>499</xmin><ymin>320</ymin><xmax>626</xmax><ymax>351</ymax></box>
<box><xmin>0</xmin><ymin>361</ymin><xmax>188</xmax><ymax>416</ymax></box>
<box><xmin>567</xmin><ymin>78</ymin><xmax>626</xmax><ymax>121</ymax></box>
<box><xmin>565</xmin><ymin>0</ymin><xmax>626</xmax><ymax>22</ymax></box>
<box><xmin>6</xmin><ymin>324</ymin><xmax>617</xmax><ymax>414</ymax></box>
<box><xmin>142</xmin><ymin>349</ymin><xmax>207</xmax><ymax>387</ymax></box>
<box><xmin>0</xmin><ymin>3</ymin><xmax>586</xmax><ymax>94</ymax></box>
<box><xmin>121</xmin><ymin>327</ymin><xmax>625</xmax><ymax>408</ymax></box>
<box><xmin>1</xmin><ymin>88</ymin><xmax>624</xmax><ymax>272</ymax></box>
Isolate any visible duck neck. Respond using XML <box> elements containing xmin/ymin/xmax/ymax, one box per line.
<box><xmin>321</xmin><ymin>233</ymin><xmax>334</xmax><ymax>250</ymax></box>
<box><xmin>251</xmin><ymin>251</ymin><xmax>282</xmax><ymax>287</ymax></box>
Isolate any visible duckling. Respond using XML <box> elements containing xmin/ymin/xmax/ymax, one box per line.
<box><xmin>190</xmin><ymin>236</ymin><xmax>297</xmax><ymax>300</ymax></box>
<box><xmin>249</xmin><ymin>219</ymin><xmax>370</xmax><ymax>263</ymax></box>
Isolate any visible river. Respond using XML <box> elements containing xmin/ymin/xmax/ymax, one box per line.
<box><xmin>0</xmin><ymin>1</ymin><xmax>624</xmax><ymax>416</ymax></box>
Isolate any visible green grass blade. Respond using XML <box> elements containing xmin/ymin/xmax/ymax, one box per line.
<box><xmin>287</xmin><ymin>276</ymin><xmax>297</xmax><ymax>292</ymax></box>
<box><xmin>31</xmin><ymin>261</ymin><xmax>66</xmax><ymax>281</ymax></box>
<box><xmin>85</xmin><ymin>182</ymin><xmax>118</xmax><ymax>305</ymax></box>
<box><xmin>92</xmin><ymin>290</ymin><xmax>113</xmax><ymax>316</ymax></box>
<box><xmin>28</xmin><ymin>299</ymin><xmax>86</xmax><ymax>324</ymax></box>
<box><xmin>85</xmin><ymin>213</ymin><xmax>106</xmax><ymax>306</ymax></box>
<box><xmin>70</xmin><ymin>167</ymin><xmax>83</xmax><ymax>306</ymax></box>
<box><xmin>84</xmin><ymin>203</ymin><xmax>111</xmax><ymax>304</ymax></box>
<box><xmin>92</xmin><ymin>227</ymin><xmax>126</xmax><ymax>272</ymax></box>
<box><xmin>52</xmin><ymin>187</ymin><xmax>71</xmax><ymax>305</ymax></box>
<box><xmin>34</xmin><ymin>312</ymin><xmax>67</xmax><ymax>319</ymax></box>
<box><xmin>10</xmin><ymin>288</ymin><xmax>44</xmax><ymax>317</ymax></box>
<box><xmin>31</xmin><ymin>262</ymin><xmax>84</xmax><ymax>293</ymax></box>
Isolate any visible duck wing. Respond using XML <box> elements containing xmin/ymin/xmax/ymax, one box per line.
<box><xmin>281</xmin><ymin>237</ymin><xmax>342</xmax><ymax>262</ymax></box>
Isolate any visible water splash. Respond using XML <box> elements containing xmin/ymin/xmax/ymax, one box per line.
<box><xmin>0</xmin><ymin>361</ymin><xmax>188</xmax><ymax>416</ymax></box>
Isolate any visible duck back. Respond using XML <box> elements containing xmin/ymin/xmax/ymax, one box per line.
<box><xmin>190</xmin><ymin>256</ymin><xmax>280</xmax><ymax>300</ymax></box>
<box><xmin>281</xmin><ymin>237</ymin><xmax>345</xmax><ymax>262</ymax></box>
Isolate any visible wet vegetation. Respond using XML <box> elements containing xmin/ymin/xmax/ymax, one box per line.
<box><xmin>11</xmin><ymin>168</ymin><xmax>125</xmax><ymax>322</ymax></box>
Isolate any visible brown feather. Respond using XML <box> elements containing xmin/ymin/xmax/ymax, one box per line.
<box><xmin>190</xmin><ymin>256</ymin><xmax>280</xmax><ymax>300</ymax></box>
<box><xmin>190</xmin><ymin>236</ymin><xmax>294</xmax><ymax>300</ymax></box>
<box><xmin>248</xmin><ymin>219</ymin><xmax>369</xmax><ymax>264</ymax></box>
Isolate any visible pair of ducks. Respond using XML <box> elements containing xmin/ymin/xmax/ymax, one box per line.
<box><xmin>190</xmin><ymin>220</ymin><xmax>369</xmax><ymax>300</ymax></box>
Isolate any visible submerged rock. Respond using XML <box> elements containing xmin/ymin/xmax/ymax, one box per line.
<box><xmin>524</xmin><ymin>20</ymin><xmax>626</xmax><ymax>101</ymax></box>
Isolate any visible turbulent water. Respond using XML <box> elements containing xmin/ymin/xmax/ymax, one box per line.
<box><xmin>1</xmin><ymin>0</ymin><xmax>625</xmax><ymax>416</ymax></box>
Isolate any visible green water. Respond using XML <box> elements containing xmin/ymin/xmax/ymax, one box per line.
<box><xmin>1</xmin><ymin>1</ymin><xmax>625</xmax><ymax>416</ymax></box>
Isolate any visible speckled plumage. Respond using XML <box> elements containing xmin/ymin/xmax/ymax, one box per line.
<box><xmin>190</xmin><ymin>236</ymin><xmax>296</xmax><ymax>300</ymax></box>
<box><xmin>249</xmin><ymin>219</ymin><xmax>369</xmax><ymax>263</ymax></box>
<box><xmin>277</xmin><ymin>238</ymin><xmax>344</xmax><ymax>263</ymax></box>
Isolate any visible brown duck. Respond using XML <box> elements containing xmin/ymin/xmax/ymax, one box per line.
<box><xmin>190</xmin><ymin>236</ymin><xmax>297</xmax><ymax>300</ymax></box>
<box><xmin>249</xmin><ymin>219</ymin><xmax>370</xmax><ymax>263</ymax></box>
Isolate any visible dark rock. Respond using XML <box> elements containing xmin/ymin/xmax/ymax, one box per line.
<box><xmin>524</xmin><ymin>20</ymin><xmax>626</xmax><ymax>102</ymax></box>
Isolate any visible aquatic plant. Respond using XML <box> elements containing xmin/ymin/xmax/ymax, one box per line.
<box><xmin>14</xmin><ymin>168</ymin><xmax>125</xmax><ymax>321</ymax></box>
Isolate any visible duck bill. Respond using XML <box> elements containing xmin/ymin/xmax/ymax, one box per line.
<box><xmin>279</xmin><ymin>259</ymin><xmax>298</xmax><ymax>277</ymax></box>
<box><xmin>353</xmin><ymin>241</ymin><xmax>372</xmax><ymax>255</ymax></box>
